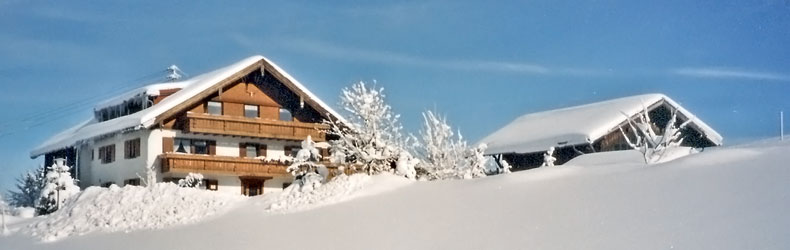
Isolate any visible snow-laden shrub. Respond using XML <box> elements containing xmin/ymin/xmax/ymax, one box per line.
<box><xmin>498</xmin><ymin>158</ymin><xmax>512</xmax><ymax>174</ymax></box>
<box><xmin>541</xmin><ymin>147</ymin><xmax>557</xmax><ymax>167</ymax></box>
<box><xmin>325</xmin><ymin>81</ymin><xmax>412</xmax><ymax>175</ymax></box>
<box><xmin>287</xmin><ymin>135</ymin><xmax>329</xmax><ymax>192</ymax></box>
<box><xmin>619</xmin><ymin>105</ymin><xmax>692</xmax><ymax>164</ymax></box>
<box><xmin>37</xmin><ymin>161</ymin><xmax>80</xmax><ymax>215</ymax></box>
<box><xmin>178</xmin><ymin>173</ymin><xmax>204</xmax><ymax>188</ymax></box>
<box><xmin>418</xmin><ymin>111</ymin><xmax>487</xmax><ymax>180</ymax></box>
<box><xmin>395</xmin><ymin>151</ymin><xmax>419</xmax><ymax>180</ymax></box>
<box><xmin>7</xmin><ymin>165</ymin><xmax>45</xmax><ymax>208</ymax></box>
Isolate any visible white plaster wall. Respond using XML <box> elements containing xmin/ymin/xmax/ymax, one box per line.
<box><xmin>263</xmin><ymin>176</ymin><xmax>292</xmax><ymax>194</ymax></box>
<box><xmin>85</xmin><ymin>129</ymin><xmax>151</xmax><ymax>186</ymax></box>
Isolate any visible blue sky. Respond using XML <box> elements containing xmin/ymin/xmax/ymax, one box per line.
<box><xmin>1</xmin><ymin>0</ymin><xmax>789</xmax><ymax>191</ymax></box>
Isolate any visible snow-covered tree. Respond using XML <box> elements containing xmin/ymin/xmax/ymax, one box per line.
<box><xmin>7</xmin><ymin>165</ymin><xmax>45</xmax><ymax>208</ymax></box>
<box><xmin>541</xmin><ymin>147</ymin><xmax>557</xmax><ymax>167</ymax></box>
<box><xmin>178</xmin><ymin>173</ymin><xmax>204</xmax><ymax>188</ymax></box>
<box><xmin>0</xmin><ymin>193</ymin><xmax>8</xmax><ymax>235</ymax></box>
<box><xmin>418</xmin><ymin>111</ymin><xmax>487</xmax><ymax>180</ymax></box>
<box><xmin>37</xmin><ymin>160</ymin><xmax>80</xmax><ymax>215</ymax></box>
<box><xmin>286</xmin><ymin>135</ymin><xmax>329</xmax><ymax>192</ymax></box>
<box><xmin>325</xmin><ymin>81</ymin><xmax>411</xmax><ymax>175</ymax></box>
<box><xmin>619</xmin><ymin>105</ymin><xmax>692</xmax><ymax>164</ymax></box>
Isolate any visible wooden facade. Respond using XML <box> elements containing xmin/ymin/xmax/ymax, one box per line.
<box><xmin>160</xmin><ymin>153</ymin><xmax>289</xmax><ymax>177</ymax></box>
<box><xmin>154</xmin><ymin>61</ymin><xmax>337</xmax><ymax>189</ymax></box>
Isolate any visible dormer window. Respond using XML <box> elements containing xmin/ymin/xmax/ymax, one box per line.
<box><xmin>207</xmin><ymin>101</ymin><xmax>222</xmax><ymax>115</ymax></box>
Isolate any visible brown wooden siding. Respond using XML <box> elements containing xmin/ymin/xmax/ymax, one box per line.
<box><xmin>183</xmin><ymin>112</ymin><xmax>328</xmax><ymax>141</ymax></box>
<box><xmin>160</xmin><ymin>153</ymin><xmax>288</xmax><ymax>177</ymax></box>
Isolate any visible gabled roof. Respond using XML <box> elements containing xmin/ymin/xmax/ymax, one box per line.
<box><xmin>479</xmin><ymin>93</ymin><xmax>723</xmax><ymax>155</ymax></box>
<box><xmin>31</xmin><ymin>55</ymin><xmax>345</xmax><ymax>158</ymax></box>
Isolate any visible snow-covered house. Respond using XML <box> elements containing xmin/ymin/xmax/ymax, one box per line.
<box><xmin>479</xmin><ymin>94</ymin><xmax>723</xmax><ymax>170</ymax></box>
<box><xmin>30</xmin><ymin>55</ymin><xmax>345</xmax><ymax>196</ymax></box>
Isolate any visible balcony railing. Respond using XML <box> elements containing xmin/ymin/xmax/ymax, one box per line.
<box><xmin>184</xmin><ymin>112</ymin><xmax>328</xmax><ymax>141</ymax></box>
<box><xmin>160</xmin><ymin>153</ymin><xmax>289</xmax><ymax>177</ymax></box>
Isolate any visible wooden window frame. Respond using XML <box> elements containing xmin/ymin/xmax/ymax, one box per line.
<box><xmin>203</xmin><ymin>179</ymin><xmax>218</xmax><ymax>191</ymax></box>
<box><xmin>124</xmin><ymin>138</ymin><xmax>141</xmax><ymax>159</ymax></box>
<box><xmin>279</xmin><ymin>108</ymin><xmax>293</xmax><ymax>121</ymax></box>
<box><xmin>240</xmin><ymin>143</ymin><xmax>267</xmax><ymax>158</ymax></box>
<box><xmin>244</xmin><ymin>104</ymin><xmax>259</xmax><ymax>118</ymax></box>
<box><xmin>98</xmin><ymin>144</ymin><xmax>115</xmax><ymax>164</ymax></box>
<box><xmin>207</xmin><ymin>101</ymin><xmax>223</xmax><ymax>115</ymax></box>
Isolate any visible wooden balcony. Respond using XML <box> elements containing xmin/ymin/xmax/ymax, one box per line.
<box><xmin>160</xmin><ymin>153</ymin><xmax>289</xmax><ymax>177</ymax></box>
<box><xmin>183</xmin><ymin>112</ymin><xmax>328</xmax><ymax>141</ymax></box>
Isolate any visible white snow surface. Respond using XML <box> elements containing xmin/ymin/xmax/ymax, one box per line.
<box><xmin>479</xmin><ymin>93</ymin><xmax>723</xmax><ymax>155</ymax></box>
<box><xmin>27</xmin><ymin>183</ymin><xmax>245</xmax><ymax>242</ymax></box>
<box><xmin>269</xmin><ymin>173</ymin><xmax>412</xmax><ymax>212</ymax></box>
<box><xmin>31</xmin><ymin>55</ymin><xmax>346</xmax><ymax>157</ymax></box>
<box><xmin>3</xmin><ymin>140</ymin><xmax>789</xmax><ymax>249</ymax></box>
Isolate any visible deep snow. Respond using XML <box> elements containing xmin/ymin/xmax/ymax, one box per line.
<box><xmin>3</xmin><ymin>140</ymin><xmax>789</xmax><ymax>249</ymax></box>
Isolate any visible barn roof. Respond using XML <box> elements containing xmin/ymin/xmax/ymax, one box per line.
<box><xmin>479</xmin><ymin>93</ymin><xmax>723</xmax><ymax>155</ymax></box>
<box><xmin>31</xmin><ymin>55</ymin><xmax>345</xmax><ymax>158</ymax></box>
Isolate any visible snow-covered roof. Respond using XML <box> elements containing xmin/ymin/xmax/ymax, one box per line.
<box><xmin>31</xmin><ymin>55</ymin><xmax>346</xmax><ymax>158</ymax></box>
<box><xmin>94</xmin><ymin>82</ymin><xmax>190</xmax><ymax>111</ymax></box>
<box><xmin>479</xmin><ymin>94</ymin><xmax>723</xmax><ymax>155</ymax></box>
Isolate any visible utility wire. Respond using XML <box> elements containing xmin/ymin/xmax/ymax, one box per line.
<box><xmin>0</xmin><ymin>68</ymin><xmax>182</xmax><ymax>138</ymax></box>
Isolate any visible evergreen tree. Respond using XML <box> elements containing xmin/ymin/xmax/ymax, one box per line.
<box><xmin>7</xmin><ymin>165</ymin><xmax>45</xmax><ymax>208</ymax></box>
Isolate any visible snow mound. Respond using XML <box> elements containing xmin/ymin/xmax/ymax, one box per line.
<box><xmin>28</xmin><ymin>183</ymin><xmax>245</xmax><ymax>242</ymax></box>
<box><xmin>268</xmin><ymin>173</ymin><xmax>412</xmax><ymax>212</ymax></box>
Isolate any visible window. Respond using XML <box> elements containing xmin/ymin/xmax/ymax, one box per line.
<box><xmin>285</xmin><ymin>146</ymin><xmax>301</xmax><ymax>157</ymax></box>
<box><xmin>283</xmin><ymin>182</ymin><xmax>291</xmax><ymax>189</ymax></box>
<box><xmin>98</xmin><ymin>144</ymin><xmax>115</xmax><ymax>164</ymax></box>
<box><xmin>193</xmin><ymin>140</ymin><xmax>209</xmax><ymax>155</ymax></box>
<box><xmin>244</xmin><ymin>105</ymin><xmax>259</xmax><ymax>118</ymax></box>
<box><xmin>174</xmin><ymin>138</ymin><xmax>192</xmax><ymax>154</ymax></box>
<box><xmin>203</xmin><ymin>179</ymin><xmax>218</xmax><ymax>191</ymax></box>
<box><xmin>279</xmin><ymin>108</ymin><xmax>293</xmax><ymax>121</ymax></box>
<box><xmin>173</xmin><ymin>138</ymin><xmax>213</xmax><ymax>155</ymax></box>
<box><xmin>124</xmin><ymin>178</ymin><xmax>141</xmax><ymax>186</ymax></box>
<box><xmin>246</xmin><ymin>144</ymin><xmax>258</xmax><ymax>158</ymax></box>
<box><xmin>124</xmin><ymin>138</ymin><xmax>141</xmax><ymax>159</ymax></box>
<box><xmin>207</xmin><ymin>101</ymin><xmax>222</xmax><ymax>115</ymax></box>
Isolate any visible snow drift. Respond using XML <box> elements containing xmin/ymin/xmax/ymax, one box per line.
<box><xmin>27</xmin><ymin>184</ymin><xmax>245</xmax><ymax>242</ymax></box>
<box><xmin>2</xmin><ymin>140</ymin><xmax>789</xmax><ymax>249</ymax></box>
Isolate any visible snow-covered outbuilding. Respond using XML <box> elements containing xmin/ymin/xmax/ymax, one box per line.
<box><xmin>30</xmin><ymin>55</ymin><xmax>345</xmax><ymax>196</ymax></box>
<box><xmin>479</xmin><ymin>94</ymin><xmax>722</xmax><ymax>170</ymax></box>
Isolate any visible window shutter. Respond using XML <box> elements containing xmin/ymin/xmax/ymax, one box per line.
<box><xmin>259</xmin><ymin>144</ymin><xmax>267</xmax><ymax>158</ymax></box>
<box><xmin>208</xmin><ymin>141</ymin><xmax>216</xmax><ymax>155</ymax></box>
<box><xmin>162</xmin><ymin>137</ymin><xmax>174</xmax><ymax>153</ymax></box>
<box><xmin>239</xmin><ymin>143</ymin><xmax>246</xmax><ymax>158</ymax></box>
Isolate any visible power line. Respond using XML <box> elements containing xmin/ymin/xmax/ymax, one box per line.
<box><xmin>0</xmin><ymin>67</ymin><xmax>179</xmax><ymax>138</ymax></box>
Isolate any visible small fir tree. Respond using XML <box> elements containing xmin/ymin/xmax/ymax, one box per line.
<box><xmin>37</xmin><ymin>160</ymin><xmax>80</xmax><ymax>215</ymax></box>
<box><xmin>286</xmin><ymin>136</ymin><xmax>329</xmax><ymax>192</ymax></box>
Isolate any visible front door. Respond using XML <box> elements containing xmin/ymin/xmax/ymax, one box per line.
<box><xmin>241</xmin><ymin>178</ymin><xmax>264</xmax><ymax>196</ymax></box>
